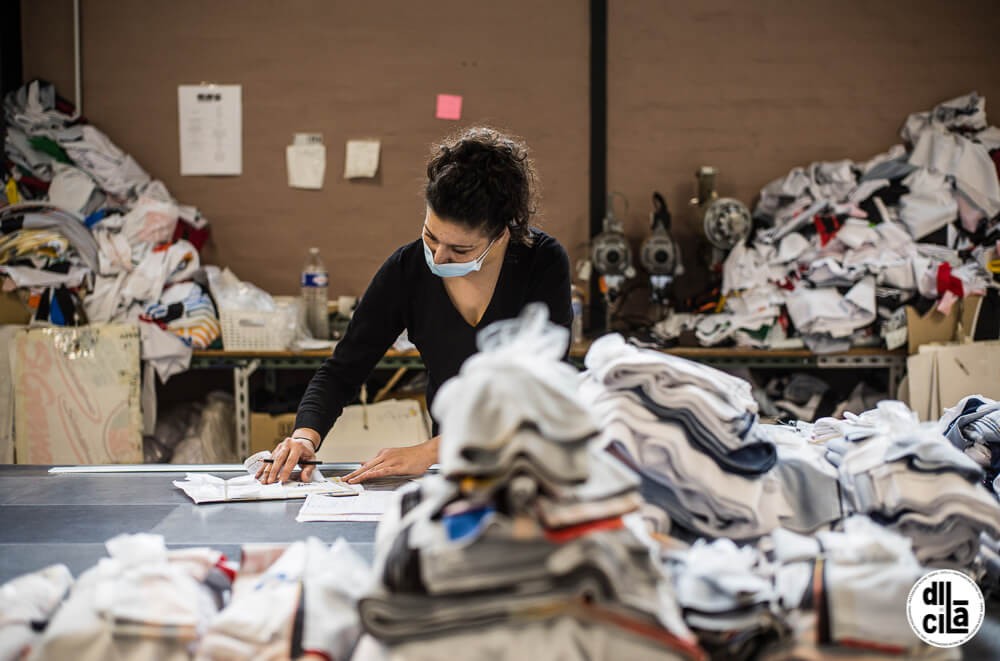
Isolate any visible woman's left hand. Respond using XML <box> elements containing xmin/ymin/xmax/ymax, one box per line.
<box><xmin>343</xmin><ymin>436</ymin><xmax>440</xmax><ymax>484</ymax></box>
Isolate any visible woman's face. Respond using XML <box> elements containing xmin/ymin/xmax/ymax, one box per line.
<box><xmin>422</xmin><ymin>208</ymin><xmax>497</xmax><ymax>264</ymax></box>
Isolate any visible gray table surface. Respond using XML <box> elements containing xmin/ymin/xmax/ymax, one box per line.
<box><xmin>1</xmin><ymin>465</ymin><xmax>997</xmax><ymax>658</ymax></box>
<box><xmin>0</xmin><ymin>464</ymin><xmax>386</xmax><ymax>581</ymax></box>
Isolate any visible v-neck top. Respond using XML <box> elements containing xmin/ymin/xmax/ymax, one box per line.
<box><xmin>295</xmin><ymin>228</ymin><xmax>572</xmax><ymax>438</ymax></box>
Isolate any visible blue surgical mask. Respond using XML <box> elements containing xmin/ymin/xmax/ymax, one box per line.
<box><xmin>423</xmin><ymin>236</ymin><xmax>498</xmax><ymax>278</ymax></box>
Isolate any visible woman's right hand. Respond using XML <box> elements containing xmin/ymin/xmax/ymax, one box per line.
<box><xmin>257</xmin><ymin>432</ymin><xmax>319</xmax><ymax>484</ymax></box>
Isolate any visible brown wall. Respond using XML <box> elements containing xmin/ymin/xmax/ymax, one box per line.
<box><xmin>21</xmin><ymin>0</ymin><xmax>590</xmax><ymax>296</ymax></box>
<box><xmin>20</xmin><ymin>1</ymin><xmax>1000</xmax><ymax>303</ymax></box>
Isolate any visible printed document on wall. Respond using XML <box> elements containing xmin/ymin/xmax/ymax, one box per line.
<box><xmin>178</xmin><ymin>84</ymin><xmax>242</xmax><ymax>176</ymax></box>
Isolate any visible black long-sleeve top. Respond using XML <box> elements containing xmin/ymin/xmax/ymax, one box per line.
<box><xmin>294</xmin><ymin>228</ymin><xmax>573</xmax><ymax>438</ymax></box>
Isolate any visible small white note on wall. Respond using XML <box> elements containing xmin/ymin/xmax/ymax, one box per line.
<box><xmin>344</xmin><ymin>139</ymin><xmax>381</xmax><ymax>179</ymax></box>
<box><xmin>287</xmin><ymin>133</ymin><xmax>326</xmax><ymax>189</ymax></box>
<box><xmin>178</xmin><ymin>84</ymin><xmax>242</xmax><ymax>176</ymax></box>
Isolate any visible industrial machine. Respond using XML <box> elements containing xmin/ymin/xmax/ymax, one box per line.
<box><xmin>690</xmin><ymin>166</ymin><xmax>752</xmax><ymax>272</ymax></box>
<box><xmin>639</xmin><ymin>191</ymin><xmax>682</xmax><ymax>307</ymax></box>
<box><xmin>590</xmin><ymin>192</ymin><xmax>635</xmax><ymax>303</ymax></box>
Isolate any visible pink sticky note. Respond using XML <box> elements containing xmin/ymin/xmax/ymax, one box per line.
<box><xmin>436</xmin><ymin>94</ymin><xmax>463</xmax><ymax>120</ymax></box>
<box><xmin>937</xmin><ymin>290</ymin><xmax>959</xmax><ymax>315</ymax></box>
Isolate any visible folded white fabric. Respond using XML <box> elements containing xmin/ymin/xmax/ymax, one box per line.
<box><xmin>301</xmin><ymin>537</ymin><xmax>373</xmax><ymax>660</ymax></box>
<box><xmin>0</xmin><ymin>564</ymin><xmax>73</xmax><ymax>661</ymax></box>
<box><xmin>47</xmin><ymin>162</ymin><xmax>99</xmax><ymax>214</ymax></box>
<box><xmin>197</xmin><ymin>542</ymin><xmax>305</xmax><ymax>660</ymax></box>
<box><xmin>832</xmin><ymin>218</ymin><xmax>880</xmax><ymax>249</ymax></box>
<box><xmin>899</xmin><ymin>168</ymin><xmax>959</xmax><ymax>240</ymax></box>
<box><xmin>771</xmin><ymin>232</ymin><xmax>811</xmax><ymax>264</ymax></box>
<box><xmin>56</xmin><ymin>124</ymin><xmax>151</xmax><ymax>198</ymax></box>
<box><xmin>722</xmin><ymin>242</ymin><xmax>771</xmax><ymax>295</ymax></box>
<box><xmin>909</xmin><ymin>124</ymin><xmax>1000</xmax><ymax>218</ymax></box>
<box><xmin>769</xmin><ymin>517</ymin><xmax>939</xmax><ymax>652</ymax></box>
<box><xmin>33</xmin><ymin>534</ymin><xmax>223</xmax><ymax>661</ymax></box>
<box><xmin>434</xmin><ymin>305</ymin><xmax>597</xmax><ymax>460</ymax></box>
<box><xmin>784</xmin><ymin>278</ymin><xmax>876</xmax><ymax>338</ymax></box>
<box><xmin>901</xmin><ymin>92</ymin><xmax>988</xmax><ymax>143</ymax></box>
<box><xmin>140</xmin><ymin>321</ymin><xmax>193</xmax><ymax>383</ymax></box>
<box><xmin>668</xmin><ymin>538</ymin><xmax>775</xmax><ymax>616</ymax></box>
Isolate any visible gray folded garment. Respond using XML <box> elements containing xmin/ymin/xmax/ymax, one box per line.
<box><xmin>416</xmin><ymin>517</ymin><xmax>668</xmax><ymax>612</ymax></box>
<box><xmin>434</xmin><ymin>361</ymin><xmax>600</xmax><ymax>455</ymax></box>
<box><xmin>374</xmin><ymin>613</ymin><xmax>691</xmax><ymax>661</ymax></box>
<box><xmin>536</xmin><ymin>491</ymin><xmax>643</xmax><ymax>529</ymax></box>
<box><xmin>451</xmin><ymin>451</ymin><xmax>638</xmax><ymax>503</ymax></box>
<box><xmin>843</xmin><ymin>468</ymin><xmax>1000</xmax><ymax>535</ymax></box>
<box><xmin>883</xmin><ymin>432</ymin><xmax>984</xmax><ymax>481</ymax></box>
<box><xmin>771</xmin><ymin>442</ymin><xmax>843</xmax><ymax>534</ymax></box>
<box><xmin>359</xmin><ymin>572</ymin><xmax>611</xmax><ymax>642</ymax></box>
<box><xmin>441</xmin><ymin>425</ymin><xmax>593</xmax><ymax>483</ymax></box>
<box><xmin>890</xmin><ymin>515</ymin><xmax>984</xmax><ymax>567</ymax></box>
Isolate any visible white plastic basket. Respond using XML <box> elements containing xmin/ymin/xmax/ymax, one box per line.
<box><xmin>220</xmin><ymin>298</ymin><xmax>299</xmax><ymax>351</ymax></box>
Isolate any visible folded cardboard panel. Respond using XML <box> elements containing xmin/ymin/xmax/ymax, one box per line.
<box><xmin>905</xmin><ymin>294</ymin><xmax>984</xmax><ymax>354</ymax></box>
<box><xmin>907</xmin><ymin>339</ymin><xmax>1000</xmax><ymax>421</ymax></box>
<box><xmin>251</xmin><ymin>399</ymin><xmax>430</xmax><ymax>463</ymax></box>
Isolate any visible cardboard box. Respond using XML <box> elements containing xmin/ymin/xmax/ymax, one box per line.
<box><xmin>0</xmin><ymin>284</ymin><xmax>31</xmax><ymax>325</ymax></box>
<box><xmin>250</xmin><ymin>398</ymin><xmax>430</xmax><ymax>462</ymax></box>
<box><xmin>905</xmin><ymin>295</ymin><xmax>982</xmax><ymax>354</ymax></box>
<box><xmin>250</xmin><ymin>412</ymin><xmax>297</xmax><ymax>456</ymax></box>
<box><xmin>318</xmin><ymin>399</ymin><xmax>429</xmax><ymax>463</ymax></box>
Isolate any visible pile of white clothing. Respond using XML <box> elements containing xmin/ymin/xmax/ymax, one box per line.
<box><xmin>200</xmin><ymin>537</ymin><xmax>371</xmax><ymax>660</ymax></box>
<box><xmin>2</xmin><ymin>80</ymin><xmax>220</xmax><ymax>374</ymax></box>
<box><xmin>0</xmin><ymin>533</ymin><xmax>372</xmax><ymax>661</ymax></box>
<box><xmin>793</xmin><ymin>401</ymin><xmax>1000</xmax><ymax>569</ymax></box>
<box><xmin>766</xmin><ymin>517</ymin><xmax>960</xmax><ymax>659</ymax></box>
<box><xmin>664</xmin><ymin>538</ymin><xmax>785</xmax><ymax>660</ymax></box>
<box><xmin>0</xmin><ymin>564</ymin><xmax>73</xmax><ymax>660</ymax></box>
<box><xmin>357</xmin><ymin>305</ymin><xmax>702</xmax><ymax>661</ymax></box>
<box><xmin>660</xmin><ymin>517</ymin><xmax>961</xmax><ymax>660</ymax></box>
<box><xmin>677</xmin><ymin>92</ymin><xmax>999</xmax><ymax>353</ymax></box>
<box><xmin>25</xmin><ymin>533</ymin><xmax>233</xmax><ymax>660</ymax></box>
<box><xmin>579</xmin><ymin>333</ymin><xmax>788</xmax><ymax>540</ymax></box>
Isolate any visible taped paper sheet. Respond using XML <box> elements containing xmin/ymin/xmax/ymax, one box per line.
<box><xmin>287</xmin><ymin>133</ymin><xmax>326</xmax><ymax>189</ymax></box>
<box><xmin>344</xmin><ymin>139</ymin><xmax>380</xmax><ymax>179</ymax></box>
<box><xmin>178</xmin><ymin>84</ymin><xmax>242</xmax><ymax>176</ymax></box>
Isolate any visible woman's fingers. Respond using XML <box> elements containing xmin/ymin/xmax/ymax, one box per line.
<box><xmin>278</xmin><ymin>444</ymin><xmax>304</xmax><ymax>483</ymax></box>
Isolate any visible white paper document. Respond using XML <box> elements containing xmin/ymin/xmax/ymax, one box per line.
<box><xmin>287</xmin><ymin>133</ymin><xmax>326</xmax><ymax>189</ymax></box>
<box><xmin>178</xmin><ymin>84</ymin><xmax>242</xmax><ymax>176</ymax></box>
<box><xmin>173</xmin><ymin>451</ymin><xmax>362</xmax><ymax>504</ymax></box>
<box><xmin>344</xmin><ymin>139</ymin><xmax>381</xmax><ymax>179</ymax></box>
<box><xmin>296</xmin><ymin>490</ymin><xmax>397</xmax><ymax>522</ymax></box>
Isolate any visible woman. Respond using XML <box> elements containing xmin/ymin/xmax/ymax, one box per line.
<box><xmin>261</xmin><ymin>127</ymin><xmax>572</xmax><ymax>485</ymax></box>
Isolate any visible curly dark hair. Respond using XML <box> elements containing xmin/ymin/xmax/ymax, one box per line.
<box><xmin>424</xmin><ymin>127</ymin><xmax>538</xmax><ymax>246</ymax></box>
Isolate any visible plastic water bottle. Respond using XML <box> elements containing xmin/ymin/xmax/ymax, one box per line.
<box><xmin>570</xmin><ymin>284</ymin><xmax>584</xmax><ymax>345</ymax></box>
<box><xmin>302</xmin><ymin>247</ymin><xmax>329</xmax><ymax>339</ymax></box>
